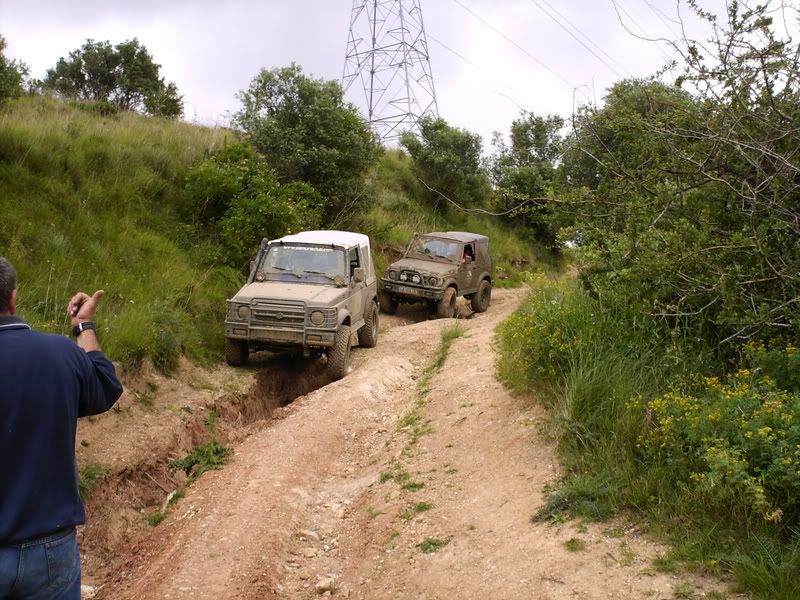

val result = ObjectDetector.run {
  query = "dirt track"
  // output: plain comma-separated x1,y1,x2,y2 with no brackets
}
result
80,289,732,599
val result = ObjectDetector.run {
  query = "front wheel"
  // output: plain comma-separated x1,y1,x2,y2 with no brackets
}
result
470,280,492,313
357,301,379,348
327,324,351,380
379,291,398,315
436,287,457,319
225,338,248,366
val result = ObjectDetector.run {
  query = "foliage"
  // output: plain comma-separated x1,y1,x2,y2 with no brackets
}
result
0,35,27,102
490,113,564,247
499,276,800,597
182,142,325,267
233,64,379,223
43,38,183,118
400,116,491,210
170,439,233,484
78,464,105,502
641,361,800,526
0,95,237,370
557,1,800,349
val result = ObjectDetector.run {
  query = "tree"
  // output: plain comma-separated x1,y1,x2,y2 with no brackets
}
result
558,0,800,347
400,116,491,211
43,39,183,118
491,113,564,246
182,142,325,267
233,64,379,224
0,35,27,102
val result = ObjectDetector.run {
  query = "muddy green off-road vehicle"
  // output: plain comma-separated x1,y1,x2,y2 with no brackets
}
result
224,231,379,380
380,231,493,318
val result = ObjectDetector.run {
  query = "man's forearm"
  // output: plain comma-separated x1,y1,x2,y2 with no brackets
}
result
76,330,101,352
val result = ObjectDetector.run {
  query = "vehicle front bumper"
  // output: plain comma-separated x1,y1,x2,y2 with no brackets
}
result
380,279,444,301
224,322,336,348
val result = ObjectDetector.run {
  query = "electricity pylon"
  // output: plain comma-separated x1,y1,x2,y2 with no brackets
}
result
343,0,439,143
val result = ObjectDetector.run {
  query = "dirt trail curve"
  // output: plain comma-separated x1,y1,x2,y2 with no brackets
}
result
94,289,727,600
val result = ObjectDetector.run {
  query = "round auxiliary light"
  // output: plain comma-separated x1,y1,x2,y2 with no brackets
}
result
412,274,421,284
427,276,440,287
400,272,408,282
237,305,251,320
388,270,398,280
310,311,325,326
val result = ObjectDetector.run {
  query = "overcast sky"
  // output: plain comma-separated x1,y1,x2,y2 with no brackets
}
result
2,0,732,147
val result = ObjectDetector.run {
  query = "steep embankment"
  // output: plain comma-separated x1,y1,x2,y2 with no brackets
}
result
0,95,238,365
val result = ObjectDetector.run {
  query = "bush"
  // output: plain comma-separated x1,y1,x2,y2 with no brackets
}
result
641,366,800,526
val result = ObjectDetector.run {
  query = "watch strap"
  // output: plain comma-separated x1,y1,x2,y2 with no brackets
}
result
72,321,96,337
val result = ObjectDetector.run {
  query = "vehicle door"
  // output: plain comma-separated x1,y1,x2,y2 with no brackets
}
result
347,246,367,327
459,242,478,294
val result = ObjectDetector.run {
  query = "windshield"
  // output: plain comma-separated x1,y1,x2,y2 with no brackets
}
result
406,236,460,263
256,245,346,283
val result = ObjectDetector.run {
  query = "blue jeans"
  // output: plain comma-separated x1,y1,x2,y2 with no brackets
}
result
0,529,80,600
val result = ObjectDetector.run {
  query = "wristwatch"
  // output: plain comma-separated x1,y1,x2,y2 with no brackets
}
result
72,321,96,337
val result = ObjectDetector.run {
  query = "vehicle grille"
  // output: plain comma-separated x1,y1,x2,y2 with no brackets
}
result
251,300,305,330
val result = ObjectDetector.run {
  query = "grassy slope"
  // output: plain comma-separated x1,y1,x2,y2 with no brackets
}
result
0,96,239,370
1,98,548,370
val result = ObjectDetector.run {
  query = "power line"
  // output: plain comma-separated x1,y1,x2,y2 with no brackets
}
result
450,0,594,103
527,0,627,78
427,33,529,113
537,0,633,77
610,0,675,64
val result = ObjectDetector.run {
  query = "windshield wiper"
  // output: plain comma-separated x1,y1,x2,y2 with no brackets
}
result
303,270,337,280
270,266,303,278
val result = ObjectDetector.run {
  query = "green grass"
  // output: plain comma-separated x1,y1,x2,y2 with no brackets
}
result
77,463,105,502
499,276,800,599
0,95,239,371
170,439,233,484
417,537,450,554
564,538,586,552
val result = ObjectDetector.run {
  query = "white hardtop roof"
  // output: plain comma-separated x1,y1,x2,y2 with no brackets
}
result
271,230,369,248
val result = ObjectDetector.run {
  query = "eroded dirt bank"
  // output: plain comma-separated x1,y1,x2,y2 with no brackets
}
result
79,289,733,599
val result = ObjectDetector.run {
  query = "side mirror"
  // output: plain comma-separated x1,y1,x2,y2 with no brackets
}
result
353,267,366,283
463,256,473,264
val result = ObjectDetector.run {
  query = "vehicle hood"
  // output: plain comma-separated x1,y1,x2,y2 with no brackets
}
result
232,281,347,305
385,258,457,277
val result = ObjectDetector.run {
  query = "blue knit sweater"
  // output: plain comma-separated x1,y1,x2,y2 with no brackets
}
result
0,315,123,544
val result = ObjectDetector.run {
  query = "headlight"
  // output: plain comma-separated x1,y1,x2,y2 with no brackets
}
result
427,276,440,287
388,270,398,280
400,272,408,281
412,274,421,284
237,305,251,321
310,311,325,326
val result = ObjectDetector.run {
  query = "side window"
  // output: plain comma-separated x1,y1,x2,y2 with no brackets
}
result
349,247,360,275
463,243,475,262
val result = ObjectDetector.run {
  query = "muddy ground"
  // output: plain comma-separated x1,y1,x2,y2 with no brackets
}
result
75,289,739,599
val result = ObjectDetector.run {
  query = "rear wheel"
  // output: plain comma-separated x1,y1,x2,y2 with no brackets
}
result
225,338,248,366
436,287,457,319
379,291,398,315
357,301,379,348
327,325,351,380
470,280,492,313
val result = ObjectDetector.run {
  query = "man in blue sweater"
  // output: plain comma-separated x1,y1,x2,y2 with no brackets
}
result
0,257,123,599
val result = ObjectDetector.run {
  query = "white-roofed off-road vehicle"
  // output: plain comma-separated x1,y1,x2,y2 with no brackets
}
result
224,231,379,380
379,231,493,319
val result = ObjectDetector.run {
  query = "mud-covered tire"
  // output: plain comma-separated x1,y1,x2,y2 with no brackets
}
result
379,291,398,315
357,301,379,348
327,324,351,380
225,338,248,366
436,287,457,319
470,279,492,313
